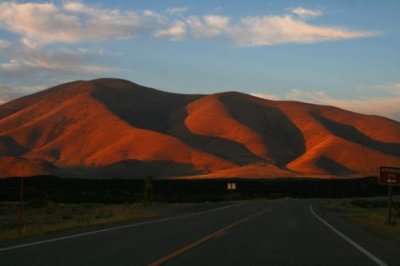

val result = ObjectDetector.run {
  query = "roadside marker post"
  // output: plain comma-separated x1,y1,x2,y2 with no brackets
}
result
18,176,25,237
144,176,153,205
388,185,393,224
379,166,400,225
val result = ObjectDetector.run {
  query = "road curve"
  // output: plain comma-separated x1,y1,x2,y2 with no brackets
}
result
0,199,398,266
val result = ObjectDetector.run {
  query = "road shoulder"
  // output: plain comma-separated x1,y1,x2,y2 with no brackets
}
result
314,199,400,266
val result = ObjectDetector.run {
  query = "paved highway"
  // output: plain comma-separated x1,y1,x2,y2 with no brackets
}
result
0,199,398,265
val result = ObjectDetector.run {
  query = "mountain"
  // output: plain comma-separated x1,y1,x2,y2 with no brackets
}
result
0,78,399,179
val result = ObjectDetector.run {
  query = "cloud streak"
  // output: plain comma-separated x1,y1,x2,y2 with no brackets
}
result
1,46,120,75
0,84,43,104
291,7,322,18
185,13,377,46
0,44,121,99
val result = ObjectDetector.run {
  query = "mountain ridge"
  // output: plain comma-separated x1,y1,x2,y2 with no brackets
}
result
0,78,399,179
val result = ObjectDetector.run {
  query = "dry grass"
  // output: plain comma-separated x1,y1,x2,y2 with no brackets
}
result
323,201,357,212
0,201,157,241
324,199,400,239
347,209,400,239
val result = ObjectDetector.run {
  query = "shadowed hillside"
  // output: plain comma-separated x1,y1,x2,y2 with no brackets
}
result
219,92,306,166
0,78,399,179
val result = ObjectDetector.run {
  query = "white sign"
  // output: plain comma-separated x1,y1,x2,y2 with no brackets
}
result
227,182,236,190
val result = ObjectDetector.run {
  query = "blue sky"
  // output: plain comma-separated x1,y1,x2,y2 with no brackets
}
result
0,0,399,121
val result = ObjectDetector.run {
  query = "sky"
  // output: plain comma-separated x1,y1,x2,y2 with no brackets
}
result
0,0,399,121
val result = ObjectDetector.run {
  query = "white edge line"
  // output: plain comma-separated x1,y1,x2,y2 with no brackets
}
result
309,204,387,266
0,202,244,252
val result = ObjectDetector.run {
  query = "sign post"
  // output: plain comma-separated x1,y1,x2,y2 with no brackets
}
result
18,176,24,237
379,166,400,224
388,185,393,224
144,176,153,205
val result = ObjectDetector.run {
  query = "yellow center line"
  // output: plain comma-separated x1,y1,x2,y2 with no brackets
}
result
148,206,273,266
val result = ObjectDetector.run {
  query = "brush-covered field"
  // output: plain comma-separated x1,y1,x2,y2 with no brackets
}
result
0,201,157,241
325,198,400,239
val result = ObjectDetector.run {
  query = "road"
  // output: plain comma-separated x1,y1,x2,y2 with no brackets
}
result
0,199,398,266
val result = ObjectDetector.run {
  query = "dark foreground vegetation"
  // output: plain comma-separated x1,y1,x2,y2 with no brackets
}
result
0,175,393,203
325,199,400,239
0,201,156,240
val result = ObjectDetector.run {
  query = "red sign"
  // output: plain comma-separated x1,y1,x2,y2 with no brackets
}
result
379,166,400,186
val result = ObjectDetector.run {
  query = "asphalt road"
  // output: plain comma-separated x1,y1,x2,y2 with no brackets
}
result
0,199,398,266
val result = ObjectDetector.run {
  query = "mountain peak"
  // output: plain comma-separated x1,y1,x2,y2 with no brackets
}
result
90,78,139,88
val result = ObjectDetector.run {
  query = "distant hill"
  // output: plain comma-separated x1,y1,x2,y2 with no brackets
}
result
0,78,399,179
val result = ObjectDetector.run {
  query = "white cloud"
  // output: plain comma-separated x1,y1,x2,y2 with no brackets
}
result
291,7,322,19
0,2,79,48
155,21,186,40
0,2,165,48
187,15,230,38
185,14,377,47
62,2,88,13
250,93,279,100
